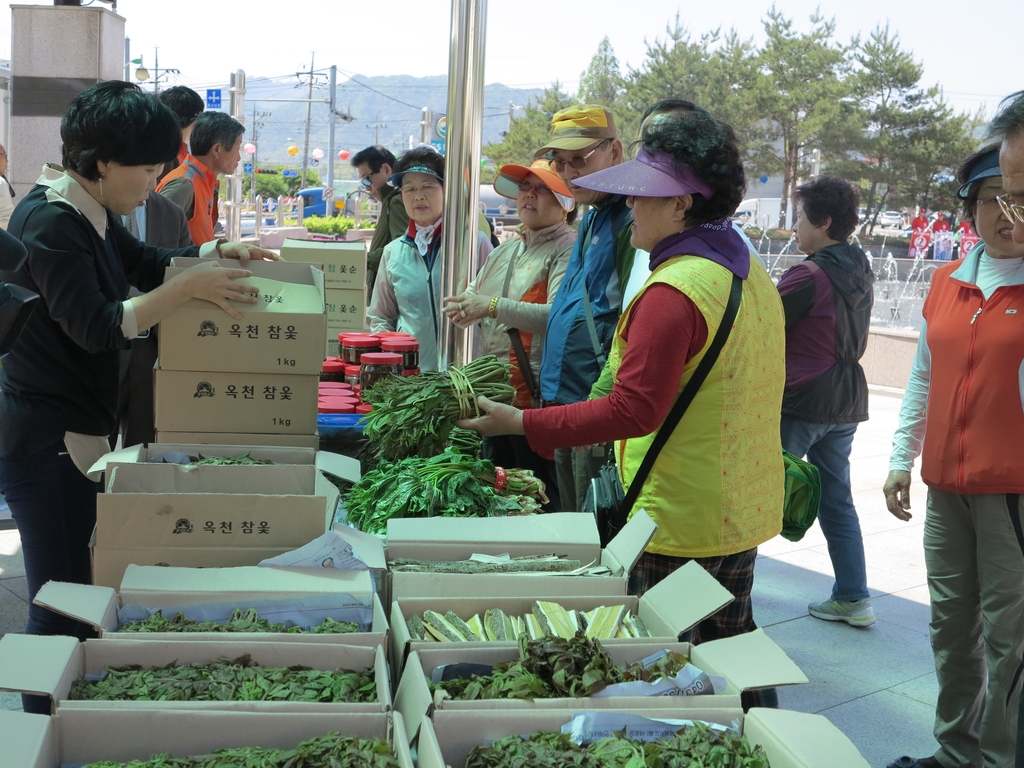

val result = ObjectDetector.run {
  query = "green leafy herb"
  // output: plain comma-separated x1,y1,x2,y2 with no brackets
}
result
342,450,546,535
70,654,376,703
117,608,359,635
434,632,689,701
361,355,516,462
82,732,400,767
160,453,274,467
465,722,770,768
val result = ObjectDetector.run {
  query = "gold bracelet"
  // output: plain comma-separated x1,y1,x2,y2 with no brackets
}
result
488,296,500,319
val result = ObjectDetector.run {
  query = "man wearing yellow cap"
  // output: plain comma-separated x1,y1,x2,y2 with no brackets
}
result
536,105,637,511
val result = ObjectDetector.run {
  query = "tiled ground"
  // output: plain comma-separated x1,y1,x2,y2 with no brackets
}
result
0,392,940,765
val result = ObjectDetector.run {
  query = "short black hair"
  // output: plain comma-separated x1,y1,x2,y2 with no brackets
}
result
638,110,746,226
393,146,445,182
351,145,397,173
793,176,860,241
988,90,1024,142
159,86,204,129
956,144,1001,225
61,81,180,182
190,112,245,157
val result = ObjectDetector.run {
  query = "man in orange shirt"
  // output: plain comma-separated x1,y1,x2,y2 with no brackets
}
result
157,112,243,245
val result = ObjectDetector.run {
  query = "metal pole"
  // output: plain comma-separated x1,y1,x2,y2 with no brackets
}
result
300,53,314,192
327,65,337,218
438,0,487,369
226,70,246,243
124,37,130,82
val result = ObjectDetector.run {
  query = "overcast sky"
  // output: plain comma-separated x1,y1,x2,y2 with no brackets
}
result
3,0,1021,119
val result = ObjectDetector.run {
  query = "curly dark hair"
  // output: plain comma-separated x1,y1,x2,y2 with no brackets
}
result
956,144,1001,225
61,81,180,182
393,146,445,183
638,110,746,226
793,176,860,241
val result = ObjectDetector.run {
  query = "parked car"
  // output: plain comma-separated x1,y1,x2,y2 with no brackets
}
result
877,210,903,228
731,209,756,226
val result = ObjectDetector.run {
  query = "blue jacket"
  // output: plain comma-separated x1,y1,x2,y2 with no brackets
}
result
539,195,632,404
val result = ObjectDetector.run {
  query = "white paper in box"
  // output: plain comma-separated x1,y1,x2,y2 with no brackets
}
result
159,258,326,375
0,708,413,768
0,634,392,715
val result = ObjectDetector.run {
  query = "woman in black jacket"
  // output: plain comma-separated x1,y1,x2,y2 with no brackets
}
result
776,175,876,628
0,82,273,704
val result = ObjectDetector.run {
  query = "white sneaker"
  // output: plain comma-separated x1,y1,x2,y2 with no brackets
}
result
808,598,876,627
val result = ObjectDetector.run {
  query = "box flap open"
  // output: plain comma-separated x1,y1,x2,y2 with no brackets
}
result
0,710,55,768
744,708,869,767
601,509,657,575
315,450,361,483
33,581,118,631
0,634,80,707
394,651,432,744
87,444,144,478
692,629,807,692
639,560,733,636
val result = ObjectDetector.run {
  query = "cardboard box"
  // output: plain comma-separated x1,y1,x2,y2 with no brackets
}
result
89,448,362,588
32,571,391,649
394,629,807,734
159,258,326,375
419,708,870,768
0,708,412,768
155,431,321,449
326,287,367,332
387,510,657,599
281,238,367,289
389,561,733,673
0,634,391,714
154,366,319,434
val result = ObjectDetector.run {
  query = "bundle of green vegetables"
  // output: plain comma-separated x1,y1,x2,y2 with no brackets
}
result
465,722,770,768
70,654,376,703
83,733,400,768
118,608,359,635
343,450,547,535
434,632,689,701
361,355,515,461
155,454,274,467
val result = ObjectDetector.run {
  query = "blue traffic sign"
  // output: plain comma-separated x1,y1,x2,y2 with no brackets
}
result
206,89,222,109
243,163,253,174
282,169,299,178
431,139,446,156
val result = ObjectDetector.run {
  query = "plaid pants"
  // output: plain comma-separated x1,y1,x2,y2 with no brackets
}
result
629,547,779,710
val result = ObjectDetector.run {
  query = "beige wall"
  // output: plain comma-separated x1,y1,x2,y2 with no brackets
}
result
862,328,919,390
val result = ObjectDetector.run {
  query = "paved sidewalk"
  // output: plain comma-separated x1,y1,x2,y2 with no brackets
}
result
0,392,939,765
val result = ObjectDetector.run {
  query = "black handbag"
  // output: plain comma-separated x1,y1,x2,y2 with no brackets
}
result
583,273,742,546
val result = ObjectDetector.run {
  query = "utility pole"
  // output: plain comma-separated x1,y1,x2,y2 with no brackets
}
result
249,105,271,202
299,52,316,191
327,65,336,217
368,114,387,145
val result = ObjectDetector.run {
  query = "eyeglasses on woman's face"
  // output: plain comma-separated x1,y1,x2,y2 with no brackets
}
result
400,181,442,196
997,194,1024,224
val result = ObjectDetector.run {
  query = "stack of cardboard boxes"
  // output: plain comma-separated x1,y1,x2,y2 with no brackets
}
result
153,258,327,449
279,239,369,358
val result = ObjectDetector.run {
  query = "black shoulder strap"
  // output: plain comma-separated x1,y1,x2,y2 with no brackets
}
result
619,272,743,516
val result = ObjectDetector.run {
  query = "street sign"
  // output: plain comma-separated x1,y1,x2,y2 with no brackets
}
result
431,139,446,156
206,89,222,109
282,169,299,178
321,188,334,200
436,115,447,139
243,163,253,174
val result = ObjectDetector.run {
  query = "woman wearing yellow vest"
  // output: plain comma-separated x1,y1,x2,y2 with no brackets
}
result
458,110,787,709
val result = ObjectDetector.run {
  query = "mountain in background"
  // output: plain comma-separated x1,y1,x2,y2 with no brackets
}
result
230,73,544,176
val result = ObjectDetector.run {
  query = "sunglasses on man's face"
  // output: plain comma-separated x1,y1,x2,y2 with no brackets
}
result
549,139,611,172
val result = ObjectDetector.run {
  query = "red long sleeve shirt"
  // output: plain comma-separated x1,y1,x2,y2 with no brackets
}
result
523,283,708,457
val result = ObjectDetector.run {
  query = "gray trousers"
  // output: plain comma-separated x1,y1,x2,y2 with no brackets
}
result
925,488,1024,768
553,444,611,512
